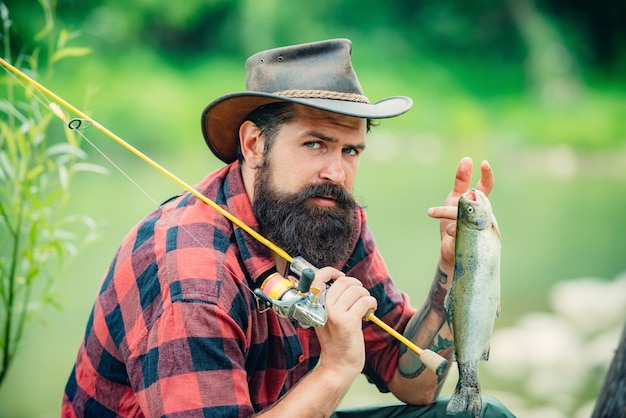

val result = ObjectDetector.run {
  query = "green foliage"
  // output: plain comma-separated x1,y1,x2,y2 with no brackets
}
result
0,0,101,387
5,0,623,73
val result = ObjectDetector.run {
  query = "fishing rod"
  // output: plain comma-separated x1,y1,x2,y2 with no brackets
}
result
0,58,448,376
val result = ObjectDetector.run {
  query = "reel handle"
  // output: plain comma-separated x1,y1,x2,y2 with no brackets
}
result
297,268,315,293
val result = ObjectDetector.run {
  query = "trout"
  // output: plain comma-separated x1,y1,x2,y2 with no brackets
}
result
445,188,501,417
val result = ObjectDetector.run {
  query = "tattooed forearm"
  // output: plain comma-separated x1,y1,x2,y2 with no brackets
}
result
398,266,453,380
430,266,448,316
398,308,431,379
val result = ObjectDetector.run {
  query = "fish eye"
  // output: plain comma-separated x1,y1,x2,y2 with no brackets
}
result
467,206,474,213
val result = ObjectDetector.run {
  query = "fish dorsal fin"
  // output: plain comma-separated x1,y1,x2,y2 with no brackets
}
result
481,344,491,361
491,213,502,239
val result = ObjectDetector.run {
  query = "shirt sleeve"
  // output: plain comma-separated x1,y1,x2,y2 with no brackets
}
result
125,294,256,417
118,215,258,418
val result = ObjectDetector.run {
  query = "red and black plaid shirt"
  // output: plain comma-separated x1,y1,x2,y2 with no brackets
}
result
62,161,416,417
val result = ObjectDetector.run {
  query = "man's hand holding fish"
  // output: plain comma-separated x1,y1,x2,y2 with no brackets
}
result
427,156,495,276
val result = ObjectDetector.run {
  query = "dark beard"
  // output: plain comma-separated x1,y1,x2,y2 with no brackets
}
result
252,164,358,269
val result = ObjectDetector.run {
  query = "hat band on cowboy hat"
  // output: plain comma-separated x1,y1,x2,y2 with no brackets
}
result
201,38,413,164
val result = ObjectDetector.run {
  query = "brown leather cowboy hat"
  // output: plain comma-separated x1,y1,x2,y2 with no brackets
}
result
200,38,413,163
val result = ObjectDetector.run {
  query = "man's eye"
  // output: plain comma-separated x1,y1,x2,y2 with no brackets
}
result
304,142,321,149
344,147,359,156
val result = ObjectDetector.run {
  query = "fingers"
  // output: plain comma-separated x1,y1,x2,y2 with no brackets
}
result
445,222,456,237
428,205,457,220
312,266,344,290
450,157,495,196
325,275,377,318
476,160,495,196
310,267,377,316
428,157,494,238
452,156,474,196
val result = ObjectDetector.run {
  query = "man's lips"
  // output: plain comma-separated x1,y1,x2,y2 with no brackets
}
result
310,195,337,207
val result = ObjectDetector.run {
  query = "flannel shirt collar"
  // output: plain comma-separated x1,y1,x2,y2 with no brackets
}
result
222,161,277,284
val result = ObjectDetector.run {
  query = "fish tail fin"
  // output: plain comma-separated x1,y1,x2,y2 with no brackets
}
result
446,362,482,417
446,384,482,417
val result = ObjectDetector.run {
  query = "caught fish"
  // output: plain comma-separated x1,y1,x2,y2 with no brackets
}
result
445,188,501,418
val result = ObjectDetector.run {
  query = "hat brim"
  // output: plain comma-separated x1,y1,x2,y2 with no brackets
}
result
201,92,413,163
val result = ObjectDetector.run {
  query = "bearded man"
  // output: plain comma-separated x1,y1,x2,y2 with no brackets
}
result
62,39,513,418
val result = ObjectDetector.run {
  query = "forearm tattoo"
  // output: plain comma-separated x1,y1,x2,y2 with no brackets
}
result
398,267,453,380
429,266,448,316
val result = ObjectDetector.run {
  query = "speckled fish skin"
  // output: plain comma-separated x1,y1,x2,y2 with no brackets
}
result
445,188,501,418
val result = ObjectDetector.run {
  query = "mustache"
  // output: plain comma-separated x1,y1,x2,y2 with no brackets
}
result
300,183,352,204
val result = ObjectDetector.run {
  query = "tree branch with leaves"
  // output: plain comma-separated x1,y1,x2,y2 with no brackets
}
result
0,0,103,388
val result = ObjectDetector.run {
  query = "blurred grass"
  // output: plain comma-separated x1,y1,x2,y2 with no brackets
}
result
1,47,625,416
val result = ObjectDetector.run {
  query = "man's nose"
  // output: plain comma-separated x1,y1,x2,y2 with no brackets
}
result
319,153,346,185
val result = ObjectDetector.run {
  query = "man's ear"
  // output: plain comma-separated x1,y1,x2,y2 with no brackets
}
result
239,120,264,169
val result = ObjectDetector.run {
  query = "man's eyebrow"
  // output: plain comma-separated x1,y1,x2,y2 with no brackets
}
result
306,131,337,142
306,131,366,150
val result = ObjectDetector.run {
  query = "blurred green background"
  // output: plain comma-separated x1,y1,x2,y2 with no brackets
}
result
1,0,625,416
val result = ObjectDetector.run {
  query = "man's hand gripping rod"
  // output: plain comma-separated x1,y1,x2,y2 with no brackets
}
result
256,256,449,377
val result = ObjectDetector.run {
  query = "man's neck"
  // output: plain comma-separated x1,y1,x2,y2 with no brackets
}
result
240,158,257,203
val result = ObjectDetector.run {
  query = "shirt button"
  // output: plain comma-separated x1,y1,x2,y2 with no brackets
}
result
298,354,306,363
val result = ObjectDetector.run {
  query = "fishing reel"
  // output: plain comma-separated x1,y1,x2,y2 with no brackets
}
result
254,257,327,328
